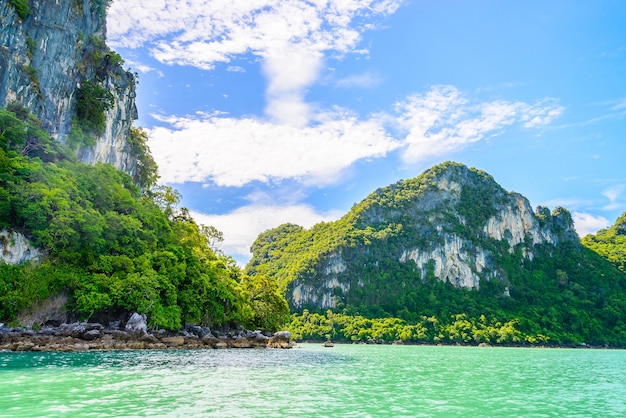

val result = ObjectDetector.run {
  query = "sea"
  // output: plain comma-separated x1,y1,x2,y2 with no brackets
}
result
1,344,625,417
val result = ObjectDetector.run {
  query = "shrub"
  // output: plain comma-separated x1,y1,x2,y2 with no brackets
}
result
9,0,31,21
75,80,114,135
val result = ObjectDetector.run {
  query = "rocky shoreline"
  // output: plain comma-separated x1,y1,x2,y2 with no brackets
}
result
0,314,294,352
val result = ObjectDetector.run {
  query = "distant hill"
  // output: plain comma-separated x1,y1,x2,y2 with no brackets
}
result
247,162,626,345
582,212,626,273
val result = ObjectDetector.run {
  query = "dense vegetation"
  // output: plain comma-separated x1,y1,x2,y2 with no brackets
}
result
287,241,626,345
0,105,289,331
290,311,540,345
249,162,626,346
582,212,626,273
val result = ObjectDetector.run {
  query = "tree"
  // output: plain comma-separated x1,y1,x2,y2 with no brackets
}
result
201,225,224,252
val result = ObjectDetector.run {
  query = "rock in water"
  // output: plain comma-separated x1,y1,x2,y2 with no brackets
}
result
125,313,147,336
267,331,293,349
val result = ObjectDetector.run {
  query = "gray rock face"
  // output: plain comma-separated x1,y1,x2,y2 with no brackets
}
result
0,0,137,174
125,313,148,335
0,228,45,264
283,163,580,310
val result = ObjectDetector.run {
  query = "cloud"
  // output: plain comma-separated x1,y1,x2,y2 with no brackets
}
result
147,110,400,187
147,86,563,188
190,204,342,262
572,212,611,237
123,59,164,77
602,185,624,210
394,86,564,163
108,0,403,123
227,66,245,73
334,72,383,89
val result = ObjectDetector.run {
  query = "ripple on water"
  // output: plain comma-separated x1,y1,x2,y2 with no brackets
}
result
1,346,626,417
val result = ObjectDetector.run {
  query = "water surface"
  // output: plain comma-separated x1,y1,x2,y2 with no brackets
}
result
1,344,624,417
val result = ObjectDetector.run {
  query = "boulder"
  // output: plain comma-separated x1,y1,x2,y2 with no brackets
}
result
82,329,101,341
161,336,185,346
267,331,293,349
125,313,147,335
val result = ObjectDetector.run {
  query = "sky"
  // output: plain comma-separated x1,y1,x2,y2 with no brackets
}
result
107,0,626,264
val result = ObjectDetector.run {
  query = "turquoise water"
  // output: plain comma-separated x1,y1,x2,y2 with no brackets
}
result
1,344,625,417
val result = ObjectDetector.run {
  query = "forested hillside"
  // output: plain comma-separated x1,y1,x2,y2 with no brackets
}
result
0,105,289,331
582,212,626,273
248,163,626,346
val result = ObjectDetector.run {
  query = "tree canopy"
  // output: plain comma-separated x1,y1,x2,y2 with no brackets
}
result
0,105,289,331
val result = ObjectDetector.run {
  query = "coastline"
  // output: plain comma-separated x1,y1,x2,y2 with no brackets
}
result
295,339,620,350
0,319,294,352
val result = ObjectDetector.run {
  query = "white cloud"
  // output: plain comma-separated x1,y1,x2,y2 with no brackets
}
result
147,86,563,188
108,0,403,123
602,185,624,210
334,72,383,88
572,212,611,237
394,86,564,163
148,110,400,187
123,59,164,77
227,66,246,73
190,204,342,262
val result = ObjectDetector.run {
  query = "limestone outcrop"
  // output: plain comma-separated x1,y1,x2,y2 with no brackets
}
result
0,228,44,264
0,0,138,174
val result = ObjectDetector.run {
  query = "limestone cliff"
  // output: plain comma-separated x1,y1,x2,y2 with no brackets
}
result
247,162,580,311
1,228,45,264
0,0,137,174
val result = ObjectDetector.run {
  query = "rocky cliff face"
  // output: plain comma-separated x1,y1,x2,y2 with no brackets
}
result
1,228,45,264
248,162,580,310
0,0,137,174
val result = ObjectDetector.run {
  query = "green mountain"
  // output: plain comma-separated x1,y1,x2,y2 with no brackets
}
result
247,162,626,345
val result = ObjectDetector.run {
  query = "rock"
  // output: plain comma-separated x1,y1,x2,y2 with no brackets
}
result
185,324,205,337
82,329,101,341
15,342,35,352
161,336,185,346
267,331,293,349
57,323,87,338
0,229,45,265
201,336,220,348
109,330,132,342
215,341,229,349
140,334,158,344
231,338,253,348
125,313,147,336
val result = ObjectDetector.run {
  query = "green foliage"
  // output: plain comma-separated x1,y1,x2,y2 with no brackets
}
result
0,105,62,160
90,0,112,18
75,80,114,136
127,126,158,189
9,0,31,21
22,65,41,96
25,37,36,60
582,212,626,273
289,311,533,345
0,105,288,331
243,274,290,331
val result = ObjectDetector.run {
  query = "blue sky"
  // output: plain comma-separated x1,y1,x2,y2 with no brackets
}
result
107,0,626,264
